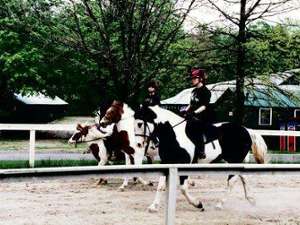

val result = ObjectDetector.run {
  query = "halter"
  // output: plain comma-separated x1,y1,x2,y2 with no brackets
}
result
136,120,159,158
74,124,107,146
136,116,187,156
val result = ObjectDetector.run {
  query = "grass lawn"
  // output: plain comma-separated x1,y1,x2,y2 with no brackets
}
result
0,159,98,169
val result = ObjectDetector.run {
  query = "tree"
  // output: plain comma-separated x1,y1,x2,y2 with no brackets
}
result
53,0,196,105
0,0,63,107
197,0,299,124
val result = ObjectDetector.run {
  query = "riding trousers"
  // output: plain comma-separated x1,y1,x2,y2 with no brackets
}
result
185,119,207,161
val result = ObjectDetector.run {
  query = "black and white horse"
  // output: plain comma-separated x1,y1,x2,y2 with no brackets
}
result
134,105,268,212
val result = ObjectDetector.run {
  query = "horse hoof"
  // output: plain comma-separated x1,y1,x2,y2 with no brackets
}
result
118,187,125,192
215,202,223,210
96,178,108,185
197,201,204,211
148,205,159,213
247,197,256,206
133,177,138,184
188,180,196,187
148,182,154,186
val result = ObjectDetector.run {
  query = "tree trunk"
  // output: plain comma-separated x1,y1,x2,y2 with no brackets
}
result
234,0,247,125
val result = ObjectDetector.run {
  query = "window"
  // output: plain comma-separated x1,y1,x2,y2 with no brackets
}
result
259,108,272,126
294,109,300,118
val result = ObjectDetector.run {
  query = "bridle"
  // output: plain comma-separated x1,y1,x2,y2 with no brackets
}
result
137,117,187,153
73,124,108,146
137,121,152,153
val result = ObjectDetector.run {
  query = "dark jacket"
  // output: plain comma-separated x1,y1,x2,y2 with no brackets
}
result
189,86,211,122
144,93,161,106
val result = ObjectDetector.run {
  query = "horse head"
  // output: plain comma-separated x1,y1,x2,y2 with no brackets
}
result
134,104,157,124
68,123,113,146
100,100,124,127
68,123,90,145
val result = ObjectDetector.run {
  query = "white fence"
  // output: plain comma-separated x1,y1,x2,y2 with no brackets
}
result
2,124,300,224
1,163,300,225
1,123,300,167
0,124,76,167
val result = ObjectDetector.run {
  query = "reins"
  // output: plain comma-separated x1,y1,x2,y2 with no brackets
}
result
171,118,187,128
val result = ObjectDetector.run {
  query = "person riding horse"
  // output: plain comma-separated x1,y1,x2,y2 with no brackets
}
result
184,68,212,161
143,80,161,107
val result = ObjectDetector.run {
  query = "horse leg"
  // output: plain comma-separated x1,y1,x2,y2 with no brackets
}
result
134,148,153,186
239,175,256,205
215,175,239,210
148,176,166,213
88,142,108,185
179,176,204,211
97,141,108,166
187,177,196,187
118,154,130,191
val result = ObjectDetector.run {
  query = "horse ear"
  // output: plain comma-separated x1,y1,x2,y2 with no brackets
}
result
77,124,83,131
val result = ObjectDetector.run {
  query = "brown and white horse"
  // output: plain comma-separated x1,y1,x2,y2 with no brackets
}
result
69,122,155,189
68,123,125,166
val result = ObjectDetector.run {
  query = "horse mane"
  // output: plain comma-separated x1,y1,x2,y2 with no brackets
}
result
149,106,184,126
122,103,135,119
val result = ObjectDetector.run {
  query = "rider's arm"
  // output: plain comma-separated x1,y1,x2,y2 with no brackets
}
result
194,105,206,114
185,105,191,112
193,88,211,115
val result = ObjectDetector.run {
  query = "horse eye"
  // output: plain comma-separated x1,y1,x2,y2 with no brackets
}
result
138,122,142,128
137,143,142,148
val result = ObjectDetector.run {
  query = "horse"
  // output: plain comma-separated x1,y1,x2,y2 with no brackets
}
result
69,120,158,189
68,100,158,190
68,123,125,165
134,105,268,212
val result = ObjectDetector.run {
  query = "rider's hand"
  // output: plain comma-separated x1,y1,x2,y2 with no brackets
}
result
185,111,195,120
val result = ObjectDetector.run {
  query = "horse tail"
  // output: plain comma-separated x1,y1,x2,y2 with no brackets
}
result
247,129,268,164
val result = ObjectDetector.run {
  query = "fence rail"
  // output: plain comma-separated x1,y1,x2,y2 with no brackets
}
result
1,123,300,167
1,164,300,225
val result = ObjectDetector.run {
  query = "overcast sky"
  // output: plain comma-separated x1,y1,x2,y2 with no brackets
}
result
181,0,300,31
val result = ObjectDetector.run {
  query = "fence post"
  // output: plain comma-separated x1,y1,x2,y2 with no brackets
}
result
165,167,178,225
29,130,36,168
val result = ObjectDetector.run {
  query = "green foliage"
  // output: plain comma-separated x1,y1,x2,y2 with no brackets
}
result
245,22,300,76
187,21,300,84
0,159,98,169
0,0,299,116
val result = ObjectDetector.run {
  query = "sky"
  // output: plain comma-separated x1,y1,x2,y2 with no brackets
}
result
181,0,300,31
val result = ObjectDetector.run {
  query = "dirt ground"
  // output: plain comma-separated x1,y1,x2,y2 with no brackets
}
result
1,175,300,225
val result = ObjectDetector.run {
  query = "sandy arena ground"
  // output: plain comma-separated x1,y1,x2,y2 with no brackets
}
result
1,174,300,225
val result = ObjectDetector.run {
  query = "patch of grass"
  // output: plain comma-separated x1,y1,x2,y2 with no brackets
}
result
0,159,98,169
0,160,30,169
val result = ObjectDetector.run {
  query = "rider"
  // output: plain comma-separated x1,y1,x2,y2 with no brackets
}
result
184,68,211,161
143,80,161,107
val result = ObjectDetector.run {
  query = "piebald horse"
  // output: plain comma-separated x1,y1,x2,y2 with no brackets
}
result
98,100,153,190
68,123,125,166
69,123,155,189
134,105,268,212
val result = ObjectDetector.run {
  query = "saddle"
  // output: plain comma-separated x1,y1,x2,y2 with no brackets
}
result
203,124,219,144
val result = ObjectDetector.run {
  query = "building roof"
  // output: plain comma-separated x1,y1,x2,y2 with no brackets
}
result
269,69,300,85
14,93,68,105
161,69,300,108
244,87,300,108
161,81,235,105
